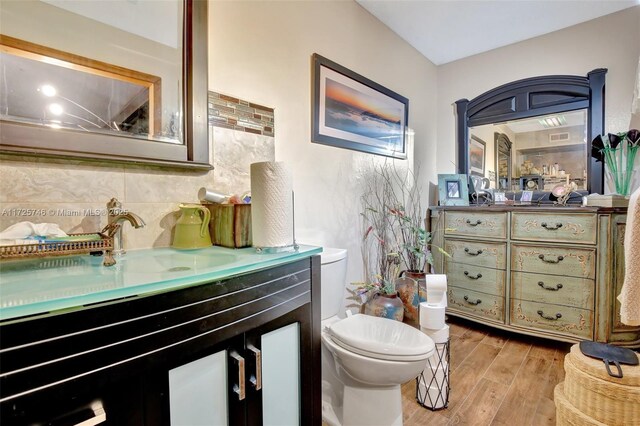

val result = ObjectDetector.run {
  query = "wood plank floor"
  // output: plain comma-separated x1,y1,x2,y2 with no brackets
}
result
403,316,571,426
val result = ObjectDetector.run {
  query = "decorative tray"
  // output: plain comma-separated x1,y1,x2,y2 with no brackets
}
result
0,233,113,261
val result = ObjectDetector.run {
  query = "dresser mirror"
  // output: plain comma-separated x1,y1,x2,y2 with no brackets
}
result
470,109,588,192
0,0,209,168
456,69,606,195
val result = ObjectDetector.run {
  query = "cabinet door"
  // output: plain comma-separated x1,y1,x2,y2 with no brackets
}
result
245,305,315,426
169,350,229,426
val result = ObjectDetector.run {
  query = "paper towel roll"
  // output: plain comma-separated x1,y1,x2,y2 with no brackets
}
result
421,324,450,344
425,275,447,305
420,302,446,330
250,161,294,248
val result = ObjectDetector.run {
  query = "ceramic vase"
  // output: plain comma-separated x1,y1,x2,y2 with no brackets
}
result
396,271,427,322
362,292,404,322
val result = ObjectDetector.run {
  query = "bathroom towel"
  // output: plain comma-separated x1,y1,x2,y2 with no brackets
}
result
0,222,67,240
618,187,640,326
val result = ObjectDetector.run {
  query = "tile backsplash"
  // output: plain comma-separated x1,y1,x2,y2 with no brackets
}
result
208,91,275,137
0,92,275,249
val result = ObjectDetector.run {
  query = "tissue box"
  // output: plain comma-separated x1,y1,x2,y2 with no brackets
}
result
204,204,252,248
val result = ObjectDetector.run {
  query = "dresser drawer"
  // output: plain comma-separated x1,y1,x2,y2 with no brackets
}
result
511,212,597,245
444,239,507,269
511,272,594,310
444,211,507,239
511,299,593,339
511,244,595,279
446,262,505,297
447,287,504,322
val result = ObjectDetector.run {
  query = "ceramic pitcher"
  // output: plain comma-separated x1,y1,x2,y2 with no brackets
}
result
172,204,212,249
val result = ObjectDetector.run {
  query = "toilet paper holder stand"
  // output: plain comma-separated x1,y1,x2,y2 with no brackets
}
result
254,192,300,254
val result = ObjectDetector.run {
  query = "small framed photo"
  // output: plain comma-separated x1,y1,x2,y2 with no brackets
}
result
469,135,486,176
521,190,533,204
494,192,506,204
438,174,469,206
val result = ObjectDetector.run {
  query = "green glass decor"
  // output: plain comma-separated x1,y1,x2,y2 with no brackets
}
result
592,130,640,196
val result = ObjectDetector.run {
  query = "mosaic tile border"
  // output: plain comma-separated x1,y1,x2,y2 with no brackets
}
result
208,91,274,137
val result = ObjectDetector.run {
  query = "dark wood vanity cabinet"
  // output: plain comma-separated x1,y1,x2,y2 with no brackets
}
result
0,256,321,425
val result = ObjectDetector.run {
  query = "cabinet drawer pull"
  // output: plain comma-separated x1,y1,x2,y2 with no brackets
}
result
466,219,482,226
247,344,262,391
464,271,483,280
537,310,562,320
230,351,246,401
464,248,483,256
463,295,482,305
538,281,563,291
541,222,563,230
538,254,564,264
70,401,106,426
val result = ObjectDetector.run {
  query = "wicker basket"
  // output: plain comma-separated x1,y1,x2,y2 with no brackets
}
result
555,383,606,426
559,344,640,425
0,233,113,260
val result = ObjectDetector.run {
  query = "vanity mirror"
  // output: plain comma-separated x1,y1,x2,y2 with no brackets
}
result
0,0,209,168
456,69,606,195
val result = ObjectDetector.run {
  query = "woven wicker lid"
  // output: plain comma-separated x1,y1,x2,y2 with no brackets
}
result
568,344,640,386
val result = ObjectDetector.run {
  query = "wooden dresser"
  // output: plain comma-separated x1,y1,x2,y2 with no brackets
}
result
430,206,639,347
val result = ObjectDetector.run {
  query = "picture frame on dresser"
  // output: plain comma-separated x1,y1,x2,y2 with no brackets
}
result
311,53,409,160
438,174,469,206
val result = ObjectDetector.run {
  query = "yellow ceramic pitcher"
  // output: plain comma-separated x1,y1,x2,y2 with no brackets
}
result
172,204,212,249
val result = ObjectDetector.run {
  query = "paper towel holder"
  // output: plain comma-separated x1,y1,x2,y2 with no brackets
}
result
254,191,300,254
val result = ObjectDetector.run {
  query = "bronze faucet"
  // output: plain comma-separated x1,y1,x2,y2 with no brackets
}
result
105,197,145,258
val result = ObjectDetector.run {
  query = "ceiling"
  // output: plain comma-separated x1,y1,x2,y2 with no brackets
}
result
356,0,638,65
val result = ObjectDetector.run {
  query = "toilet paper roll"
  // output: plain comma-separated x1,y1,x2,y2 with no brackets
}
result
420,303,446,330
421,324,450,344
425,275,447,306
421,364,448,384
250,161,294,248
418,381,449,409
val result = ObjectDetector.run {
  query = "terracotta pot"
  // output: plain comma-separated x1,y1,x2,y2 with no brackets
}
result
362,292,404,322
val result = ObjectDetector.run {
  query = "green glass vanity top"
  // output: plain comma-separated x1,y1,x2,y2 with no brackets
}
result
0,245,322,321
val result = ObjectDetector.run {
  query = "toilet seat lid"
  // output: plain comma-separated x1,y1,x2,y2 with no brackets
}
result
327,314,435,360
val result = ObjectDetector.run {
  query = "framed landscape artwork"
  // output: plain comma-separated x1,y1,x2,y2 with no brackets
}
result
469,135,486,176
312,53,408,160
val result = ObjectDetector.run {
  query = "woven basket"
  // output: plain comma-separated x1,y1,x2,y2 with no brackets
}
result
562,344,640,425
555,383,606,426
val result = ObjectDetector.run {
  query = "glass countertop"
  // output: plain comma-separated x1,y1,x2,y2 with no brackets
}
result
0,245,322,322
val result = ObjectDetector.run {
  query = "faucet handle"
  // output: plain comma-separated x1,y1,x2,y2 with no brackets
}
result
101,222,121,238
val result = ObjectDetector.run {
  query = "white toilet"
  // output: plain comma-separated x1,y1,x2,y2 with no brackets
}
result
320,248,435,426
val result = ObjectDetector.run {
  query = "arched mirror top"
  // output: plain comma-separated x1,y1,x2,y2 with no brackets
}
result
455,69,606,195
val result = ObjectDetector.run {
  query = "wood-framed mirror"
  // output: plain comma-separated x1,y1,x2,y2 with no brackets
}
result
455,69,606,195
0,0,209,169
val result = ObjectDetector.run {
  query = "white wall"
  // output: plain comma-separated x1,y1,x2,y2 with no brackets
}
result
209,0,438,286
436,6,640,193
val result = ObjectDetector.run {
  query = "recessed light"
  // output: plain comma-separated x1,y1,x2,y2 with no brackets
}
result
48,103,63,116
39,84,57,97
538,115,567,128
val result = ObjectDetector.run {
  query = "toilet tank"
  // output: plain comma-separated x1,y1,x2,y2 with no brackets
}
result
320,248,348,321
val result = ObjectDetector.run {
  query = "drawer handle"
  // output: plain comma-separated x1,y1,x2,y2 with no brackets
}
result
538,254,564,264
464,248,483,256
463,295,482,305
541,222,563,230
537,310,562,321
538,281,563,291
466,219,482,226
464,271,483,280
230,351,246,401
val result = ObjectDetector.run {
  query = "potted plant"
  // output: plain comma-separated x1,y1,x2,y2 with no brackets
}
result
354,162,405,322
